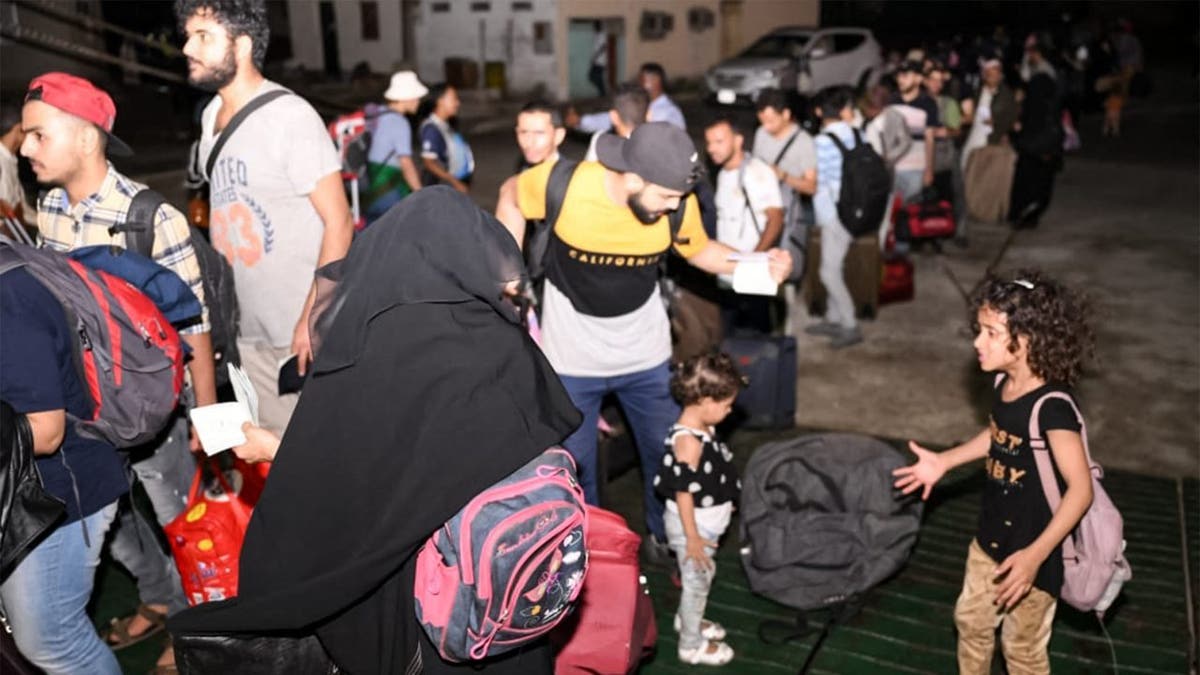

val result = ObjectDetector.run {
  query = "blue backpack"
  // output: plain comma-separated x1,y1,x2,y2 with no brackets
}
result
414,447,588,662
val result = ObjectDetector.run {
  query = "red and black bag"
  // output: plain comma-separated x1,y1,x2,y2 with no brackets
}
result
893,191,956,241
0,240,184,448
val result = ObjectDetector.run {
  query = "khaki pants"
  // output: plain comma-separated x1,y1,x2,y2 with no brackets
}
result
238,340,299,436
954,539,1057,675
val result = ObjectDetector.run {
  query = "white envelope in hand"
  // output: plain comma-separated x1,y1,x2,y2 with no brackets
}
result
188,403,252,456
731,254,779,297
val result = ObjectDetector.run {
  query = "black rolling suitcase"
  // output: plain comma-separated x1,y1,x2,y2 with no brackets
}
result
721,335,797,430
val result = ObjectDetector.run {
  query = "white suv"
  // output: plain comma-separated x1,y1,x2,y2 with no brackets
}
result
705,26,882,104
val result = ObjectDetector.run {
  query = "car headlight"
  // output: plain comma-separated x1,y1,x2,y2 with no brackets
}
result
755,68,782,82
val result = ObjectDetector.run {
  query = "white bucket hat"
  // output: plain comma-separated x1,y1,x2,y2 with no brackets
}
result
384,71,428,101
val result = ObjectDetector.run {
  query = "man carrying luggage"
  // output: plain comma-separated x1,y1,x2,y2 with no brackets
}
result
22,70,210,672
496,122,792,558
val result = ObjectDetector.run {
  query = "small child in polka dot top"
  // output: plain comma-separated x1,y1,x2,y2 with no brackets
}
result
654,352,745,666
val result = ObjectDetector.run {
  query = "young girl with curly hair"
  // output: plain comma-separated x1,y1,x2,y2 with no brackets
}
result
654,352,745,666
893,269,1096,675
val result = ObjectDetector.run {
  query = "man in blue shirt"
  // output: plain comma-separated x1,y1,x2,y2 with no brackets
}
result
0,265,129,674
811,86,864,349
364,70,427,223
640,62,687,131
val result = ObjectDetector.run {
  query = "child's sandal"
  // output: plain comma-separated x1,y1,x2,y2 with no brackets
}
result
678,639,734,666
673,614,727,640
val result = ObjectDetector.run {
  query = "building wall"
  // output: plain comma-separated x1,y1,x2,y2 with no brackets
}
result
285,0,406,75
732,0,820,55
410,0,558,97
1,0,109,92
557,0,720,100
553,0,820,100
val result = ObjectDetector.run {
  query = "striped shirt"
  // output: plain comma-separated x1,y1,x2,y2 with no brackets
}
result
814,121,859,196
36,164,210,334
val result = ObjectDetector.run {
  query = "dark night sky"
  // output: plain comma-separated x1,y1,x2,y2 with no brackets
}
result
821,0,1198,64
96,0,1200,68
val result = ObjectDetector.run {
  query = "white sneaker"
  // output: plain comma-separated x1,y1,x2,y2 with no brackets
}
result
673,614,727,640
678,639,734,666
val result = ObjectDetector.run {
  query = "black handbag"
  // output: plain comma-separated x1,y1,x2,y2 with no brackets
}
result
0,400,66,581
173,632,340,675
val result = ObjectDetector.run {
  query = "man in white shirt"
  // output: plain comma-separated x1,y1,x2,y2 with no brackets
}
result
588,21,608,96
704,117,783,335
178,0,353,435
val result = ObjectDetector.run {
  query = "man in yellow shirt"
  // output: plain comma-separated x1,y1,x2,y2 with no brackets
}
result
496,122,791,553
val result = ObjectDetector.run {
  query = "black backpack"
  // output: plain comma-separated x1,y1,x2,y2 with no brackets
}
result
740,433,923,611
113,189,240,388
525,159,688,285
824,129,891,237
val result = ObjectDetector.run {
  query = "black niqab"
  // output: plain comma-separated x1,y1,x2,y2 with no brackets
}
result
169,187,582,674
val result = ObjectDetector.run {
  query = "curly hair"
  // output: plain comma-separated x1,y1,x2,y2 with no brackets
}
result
970,269,1095,386
670,352,747,407
175,0,269,71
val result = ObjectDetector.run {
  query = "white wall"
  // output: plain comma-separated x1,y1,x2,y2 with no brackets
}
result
285,0,406,74
411,0,559,96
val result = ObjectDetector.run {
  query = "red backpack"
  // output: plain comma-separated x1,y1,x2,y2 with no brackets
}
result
0,241,184,448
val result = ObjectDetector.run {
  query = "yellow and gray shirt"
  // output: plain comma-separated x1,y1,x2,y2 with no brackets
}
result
517,160,707,377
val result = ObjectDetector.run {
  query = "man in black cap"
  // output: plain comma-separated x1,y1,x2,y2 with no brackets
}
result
496,121,792,556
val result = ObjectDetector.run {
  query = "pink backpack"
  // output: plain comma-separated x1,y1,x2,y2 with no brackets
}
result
1029,392,1131,615
414,447,588,662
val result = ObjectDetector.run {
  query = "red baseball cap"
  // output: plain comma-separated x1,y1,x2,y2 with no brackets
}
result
25,72,133,157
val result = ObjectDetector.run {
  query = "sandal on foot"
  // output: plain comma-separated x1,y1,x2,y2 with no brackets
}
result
673,615,727,640
104,604,167,651
678,639,734,665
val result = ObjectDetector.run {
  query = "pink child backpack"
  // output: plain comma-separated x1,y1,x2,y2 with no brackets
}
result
1028,392,1132,615
414,447,589,662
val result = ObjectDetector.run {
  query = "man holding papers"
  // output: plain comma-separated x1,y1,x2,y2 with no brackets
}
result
704,116,785,336
495,122,792,560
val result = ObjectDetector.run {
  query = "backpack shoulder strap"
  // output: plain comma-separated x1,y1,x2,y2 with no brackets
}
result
824,131,849,155
205,89,290,180
738,161,762,236
113,188,167,258
772,130,801,167
1028,391,1093,509
668,195,689,245
543,158,580,231
0,240,27,276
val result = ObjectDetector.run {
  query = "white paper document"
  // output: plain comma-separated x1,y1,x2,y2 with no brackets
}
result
188,364,259,456
729,253,779,296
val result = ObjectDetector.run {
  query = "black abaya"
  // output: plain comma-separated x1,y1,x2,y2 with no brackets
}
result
169,188,582,674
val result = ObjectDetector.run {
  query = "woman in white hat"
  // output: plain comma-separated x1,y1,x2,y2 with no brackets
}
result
363,70,428,223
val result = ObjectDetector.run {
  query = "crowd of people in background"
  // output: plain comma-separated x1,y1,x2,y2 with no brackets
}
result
0,1,1145,672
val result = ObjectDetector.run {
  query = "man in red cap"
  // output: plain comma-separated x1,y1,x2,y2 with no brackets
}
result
18,71,213,672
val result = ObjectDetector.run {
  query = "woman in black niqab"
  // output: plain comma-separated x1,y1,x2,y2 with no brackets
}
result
168,187,582,674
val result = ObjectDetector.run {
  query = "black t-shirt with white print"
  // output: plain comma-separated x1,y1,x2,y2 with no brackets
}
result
654,425,741,508
976,375,1082,596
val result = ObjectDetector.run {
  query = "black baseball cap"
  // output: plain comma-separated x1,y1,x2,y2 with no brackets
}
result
897,60,924,75
595,122,702,193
